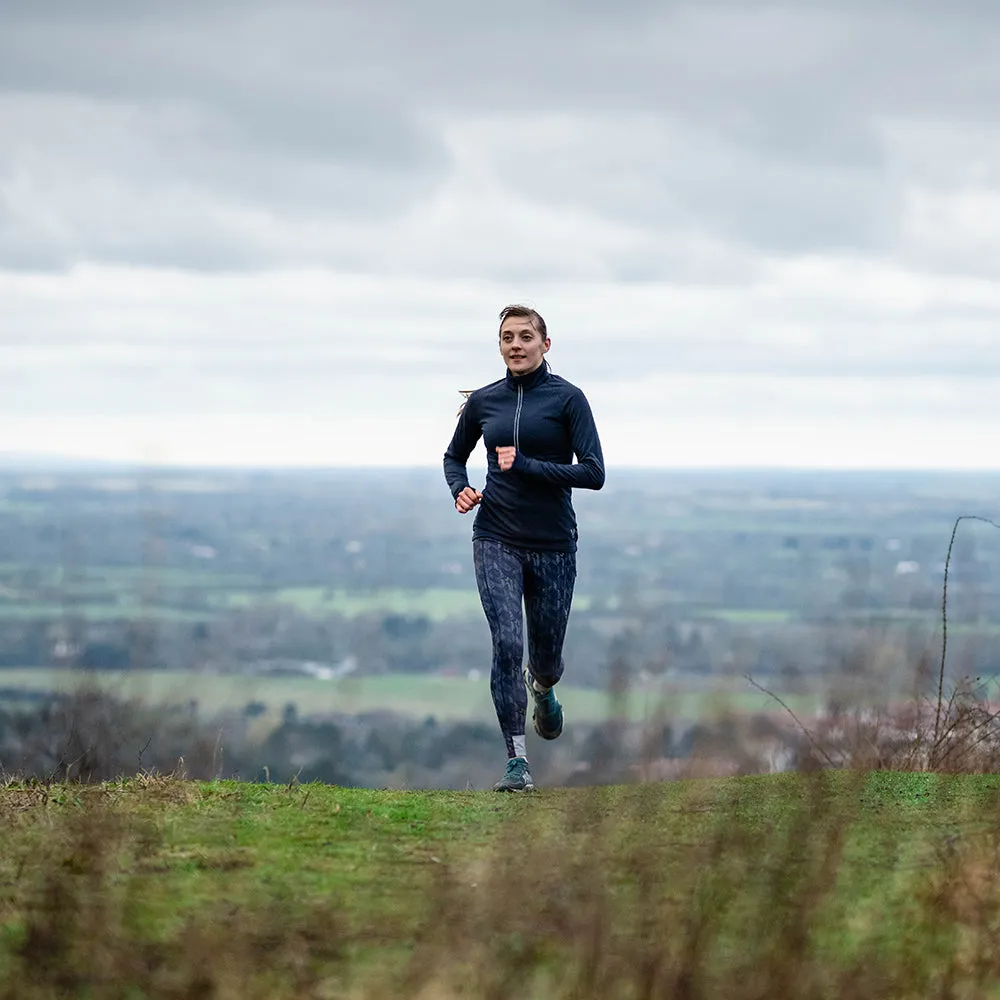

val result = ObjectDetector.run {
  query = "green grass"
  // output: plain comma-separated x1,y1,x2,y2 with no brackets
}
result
0,668,821,728
0,778,519,995
3,771,1000,998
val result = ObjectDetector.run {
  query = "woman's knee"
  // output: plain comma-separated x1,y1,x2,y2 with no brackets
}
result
491,631,523,668
528,656,564,688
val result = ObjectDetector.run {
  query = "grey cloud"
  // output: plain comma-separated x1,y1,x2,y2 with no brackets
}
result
6,318,1000,386
0,86,448,270
0,3,451,270
4,345,998,430
486,117,895,256
1,4,436,166
6,2,1000,125
558,344,1000,382
2,1,1000,274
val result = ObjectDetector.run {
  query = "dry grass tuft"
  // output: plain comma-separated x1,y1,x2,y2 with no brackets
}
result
389,771,1000,1000
3,772,1000,997
0,789,347,1000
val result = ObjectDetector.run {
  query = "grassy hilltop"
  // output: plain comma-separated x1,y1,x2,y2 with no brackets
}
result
3,771,1000,999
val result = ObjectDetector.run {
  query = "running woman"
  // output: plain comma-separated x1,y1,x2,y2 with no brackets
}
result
443,304,605,791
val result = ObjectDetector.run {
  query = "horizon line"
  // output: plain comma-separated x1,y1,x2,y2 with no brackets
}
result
1,454,999,476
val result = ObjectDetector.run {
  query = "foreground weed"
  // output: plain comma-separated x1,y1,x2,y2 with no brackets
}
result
3,774,1000,998
0,778,506,998
398,771,1000,1000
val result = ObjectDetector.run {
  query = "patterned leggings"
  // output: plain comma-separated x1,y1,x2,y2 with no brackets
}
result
473,538,577,757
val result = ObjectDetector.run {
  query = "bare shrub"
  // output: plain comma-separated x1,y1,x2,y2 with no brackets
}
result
0,685,226,781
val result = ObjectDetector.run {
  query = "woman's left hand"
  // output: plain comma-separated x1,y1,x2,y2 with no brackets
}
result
496,446,516,472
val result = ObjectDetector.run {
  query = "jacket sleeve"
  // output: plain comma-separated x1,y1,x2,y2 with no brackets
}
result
512,389,605,490
443,394,483,499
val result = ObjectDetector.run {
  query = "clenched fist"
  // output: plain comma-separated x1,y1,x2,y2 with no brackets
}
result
496,446,516,472
455,486,483,514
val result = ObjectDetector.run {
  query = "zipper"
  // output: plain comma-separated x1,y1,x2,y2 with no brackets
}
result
513,384,523,452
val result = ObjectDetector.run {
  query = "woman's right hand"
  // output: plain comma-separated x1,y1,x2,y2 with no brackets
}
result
455,487,483,514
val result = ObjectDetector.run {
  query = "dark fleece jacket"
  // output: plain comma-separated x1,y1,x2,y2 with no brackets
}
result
443,363,605,552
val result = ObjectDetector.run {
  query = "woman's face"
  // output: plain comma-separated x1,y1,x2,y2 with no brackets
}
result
499,316,550,376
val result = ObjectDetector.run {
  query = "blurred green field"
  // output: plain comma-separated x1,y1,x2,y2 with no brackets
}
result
216,586,594,620
0,667,817,728
0,574,587,623
217,586,487,620
709,609,795,624
0,602,215,622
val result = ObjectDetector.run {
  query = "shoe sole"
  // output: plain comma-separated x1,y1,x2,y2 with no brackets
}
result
493,781,535,792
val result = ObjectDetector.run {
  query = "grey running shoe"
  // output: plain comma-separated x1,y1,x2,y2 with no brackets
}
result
525,667,563,740
493,756,534,792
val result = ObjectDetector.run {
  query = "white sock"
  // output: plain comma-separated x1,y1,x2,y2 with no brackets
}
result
532,679,551,694
512,735,527,759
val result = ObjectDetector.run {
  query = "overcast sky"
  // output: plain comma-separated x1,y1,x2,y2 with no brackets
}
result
2,0,1000,470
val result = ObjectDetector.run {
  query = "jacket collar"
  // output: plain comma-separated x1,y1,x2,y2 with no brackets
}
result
505,361,550,392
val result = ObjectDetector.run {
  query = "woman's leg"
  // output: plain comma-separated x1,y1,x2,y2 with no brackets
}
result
473,539,528,758
523,549,577,689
